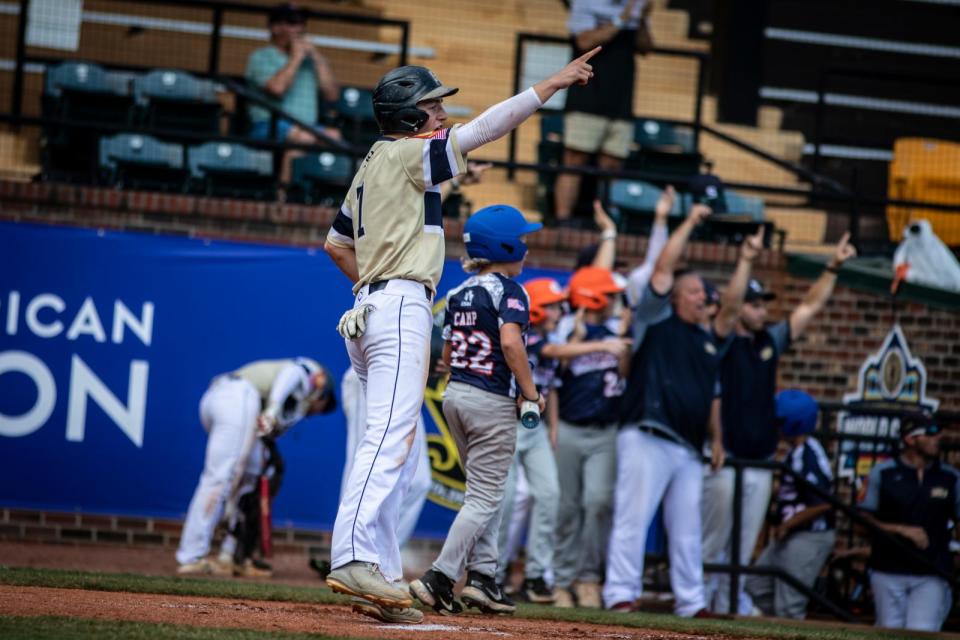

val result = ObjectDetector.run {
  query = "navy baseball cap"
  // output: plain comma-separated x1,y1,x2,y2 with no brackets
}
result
745,279,776,302
901,411,940,439
776,389,818,437
688,173,727,214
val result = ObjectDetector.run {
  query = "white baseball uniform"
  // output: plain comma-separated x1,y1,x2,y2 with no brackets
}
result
325,85,548,578
176,358,323,566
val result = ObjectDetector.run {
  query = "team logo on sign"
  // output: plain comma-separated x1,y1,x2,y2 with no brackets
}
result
838,324,938,485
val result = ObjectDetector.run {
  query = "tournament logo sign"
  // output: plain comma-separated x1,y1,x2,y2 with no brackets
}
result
422,300,465,511
838,324,938,485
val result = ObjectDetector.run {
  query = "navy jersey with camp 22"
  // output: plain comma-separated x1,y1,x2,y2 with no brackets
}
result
443,273,530,397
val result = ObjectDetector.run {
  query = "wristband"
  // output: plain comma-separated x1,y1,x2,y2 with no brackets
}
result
601,229,617,241
523,391,541,403
824,264,840,274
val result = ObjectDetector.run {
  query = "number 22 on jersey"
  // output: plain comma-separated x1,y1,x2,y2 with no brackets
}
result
449,329,494,375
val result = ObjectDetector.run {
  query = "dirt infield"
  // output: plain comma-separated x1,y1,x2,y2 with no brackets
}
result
0,585,731,640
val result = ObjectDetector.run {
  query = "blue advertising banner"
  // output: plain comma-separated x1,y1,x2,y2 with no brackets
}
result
0,222,574,539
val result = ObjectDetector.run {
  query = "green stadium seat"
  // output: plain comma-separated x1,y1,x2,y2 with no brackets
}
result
723,190,765,221
134,69,222,135
288,152,353,205
629,118,702,181
634,118,695,153
42,61,135,182
336,86,379,148
187,142,275,201
99,133,187,192
609,179,684,234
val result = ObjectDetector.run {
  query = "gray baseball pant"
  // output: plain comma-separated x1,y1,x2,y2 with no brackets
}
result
553,420,617,588
744,529,835,619
433,381,518,581
496,422,560,584
869,571,952,631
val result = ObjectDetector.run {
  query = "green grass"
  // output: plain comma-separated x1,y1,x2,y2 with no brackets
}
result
0,566,925,640
0,566,342,604
0,616,378,640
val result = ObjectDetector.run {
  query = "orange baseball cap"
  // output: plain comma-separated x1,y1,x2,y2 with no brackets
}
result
568,266,624,311
523,278,567,324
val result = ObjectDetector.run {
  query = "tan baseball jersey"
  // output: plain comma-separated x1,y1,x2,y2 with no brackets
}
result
325,126,467,294
232,358,318,432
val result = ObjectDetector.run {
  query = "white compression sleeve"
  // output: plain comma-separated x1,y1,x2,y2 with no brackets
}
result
457,87,543,154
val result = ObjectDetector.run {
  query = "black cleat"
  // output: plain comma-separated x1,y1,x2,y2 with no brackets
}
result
521,576,556,604
409,569,463,615
461,571,516,614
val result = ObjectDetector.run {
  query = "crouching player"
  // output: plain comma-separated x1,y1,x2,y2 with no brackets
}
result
410,205,546,615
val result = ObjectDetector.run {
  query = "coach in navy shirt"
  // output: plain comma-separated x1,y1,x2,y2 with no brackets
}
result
603,205,762,617
860,414,960,632
704,233,857,615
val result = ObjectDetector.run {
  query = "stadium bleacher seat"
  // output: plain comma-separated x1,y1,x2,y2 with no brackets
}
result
187,142,275,201
42,61,135,182
723,190,765,221
99,133,187,192
634,118,696,153
608,179,684,234
336,86,379,148
627,118,702,179
134,69,222,136
287,152,353,205
887,138,960,245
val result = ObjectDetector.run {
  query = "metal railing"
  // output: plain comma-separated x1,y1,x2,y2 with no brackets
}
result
704,402,960,619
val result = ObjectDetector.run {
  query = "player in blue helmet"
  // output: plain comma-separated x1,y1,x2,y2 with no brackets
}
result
410,205,546,616
744,390,836,620
462,204,543,264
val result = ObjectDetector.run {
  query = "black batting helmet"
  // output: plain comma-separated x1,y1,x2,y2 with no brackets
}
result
372,66,458,134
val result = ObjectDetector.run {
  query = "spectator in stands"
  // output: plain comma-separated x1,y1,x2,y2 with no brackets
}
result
554,0,654,227
744,390,836,620
246,3,342,186
702,232,856,615
603,207,760,617
859,412,958,632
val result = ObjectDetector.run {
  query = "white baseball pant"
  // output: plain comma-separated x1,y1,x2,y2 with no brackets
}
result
176,376,260,565
330,280,432,581
604,429,706,616
340,366,431,551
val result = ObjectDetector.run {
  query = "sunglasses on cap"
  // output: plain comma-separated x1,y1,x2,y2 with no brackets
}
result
904,422,941,438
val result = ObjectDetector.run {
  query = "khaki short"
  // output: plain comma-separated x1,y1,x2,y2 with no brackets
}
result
563,112,633,159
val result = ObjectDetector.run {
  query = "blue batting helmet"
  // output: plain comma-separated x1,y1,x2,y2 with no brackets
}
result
463,205,542,263
776,389,819,437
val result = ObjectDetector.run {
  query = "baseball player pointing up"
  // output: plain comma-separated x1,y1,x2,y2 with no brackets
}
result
323,49,601,624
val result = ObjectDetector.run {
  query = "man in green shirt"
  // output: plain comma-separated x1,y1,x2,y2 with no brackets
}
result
245,3,342,184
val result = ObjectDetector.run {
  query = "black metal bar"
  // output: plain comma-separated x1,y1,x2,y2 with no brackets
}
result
219,76,355,153
11,0,30,120
812,71,826,175
399,22,409,66
506,32,525,181
729,462,744,616
699,123,853,196
692,54,706,154
703,563,853,622
207,6,224,76
0,113,363,158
